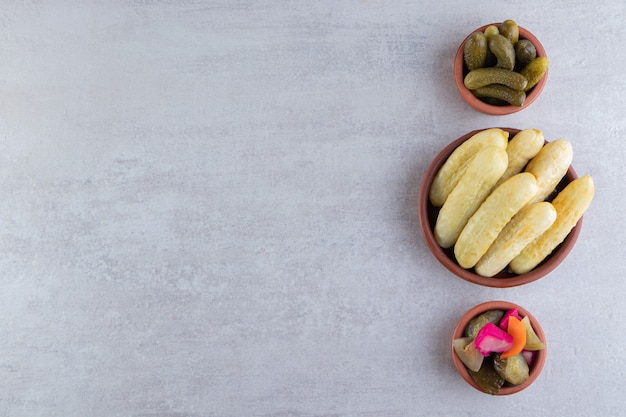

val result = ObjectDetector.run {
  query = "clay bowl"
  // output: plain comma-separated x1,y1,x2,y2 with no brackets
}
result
418,127,581,288
452,301,547,395
454,23,548,115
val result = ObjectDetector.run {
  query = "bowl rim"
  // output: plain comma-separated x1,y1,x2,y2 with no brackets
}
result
454,23,548,115
418,127,581,288
451,300,547,395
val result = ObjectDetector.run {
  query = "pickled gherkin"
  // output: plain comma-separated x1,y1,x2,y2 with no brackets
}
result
472,85,526,107
484,25,499,39
464,67,528,91
514,39,537,65
499,19,519,44
468,360,505,395
489,34,516,71
465,310,505,340
464,32,488,70
480,97,508,106
520,56,549,92
493,353,530,385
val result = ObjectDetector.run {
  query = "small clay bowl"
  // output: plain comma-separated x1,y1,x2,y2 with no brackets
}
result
454,23,548,115
418,127,581,288
452,301,547,395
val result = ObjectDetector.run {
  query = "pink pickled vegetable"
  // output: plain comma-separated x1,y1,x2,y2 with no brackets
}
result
521,349,535,366
499,308,522,331
474,322,513,357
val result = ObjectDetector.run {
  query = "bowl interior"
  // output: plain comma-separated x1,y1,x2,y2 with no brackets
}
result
454,24,548,115
418,128,581,288
451,301,547,395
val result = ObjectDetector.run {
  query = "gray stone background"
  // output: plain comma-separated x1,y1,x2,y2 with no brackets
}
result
1,1,624,416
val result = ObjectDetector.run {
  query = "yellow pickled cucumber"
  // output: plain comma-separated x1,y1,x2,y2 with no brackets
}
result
464,67,528,91
520,56,549,91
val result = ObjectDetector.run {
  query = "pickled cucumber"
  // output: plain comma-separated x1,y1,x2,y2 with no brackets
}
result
472,85,526,107
514,39,537,65
499,19,519,44
468,360,505,395
464,32,488,70
464,67,528,91
480,97,508,106
482,26,499,67
520,56,549,92
493,353,530,385
465,310,505,340
484,25,499,39
488,34,516,71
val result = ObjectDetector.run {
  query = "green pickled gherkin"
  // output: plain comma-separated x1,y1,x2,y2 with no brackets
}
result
499,19,519,44
514,39,537,65
464,67,528,91
468,360,505,395
488,34,516,71
473,84,526,107
480,97,508,106
464,32,488,70
465,310,505,340
493,353,530,385
484,25,499,39
482,26,499,67
520,56,549,92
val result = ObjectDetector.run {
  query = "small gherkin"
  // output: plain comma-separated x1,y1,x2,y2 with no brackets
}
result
463,31,488,70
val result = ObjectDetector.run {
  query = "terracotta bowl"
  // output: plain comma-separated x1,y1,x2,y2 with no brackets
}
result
454,23,548,115
418,127,581,288
452,301,547,395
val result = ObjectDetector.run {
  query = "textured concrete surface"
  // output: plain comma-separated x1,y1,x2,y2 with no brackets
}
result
1,1,625,416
